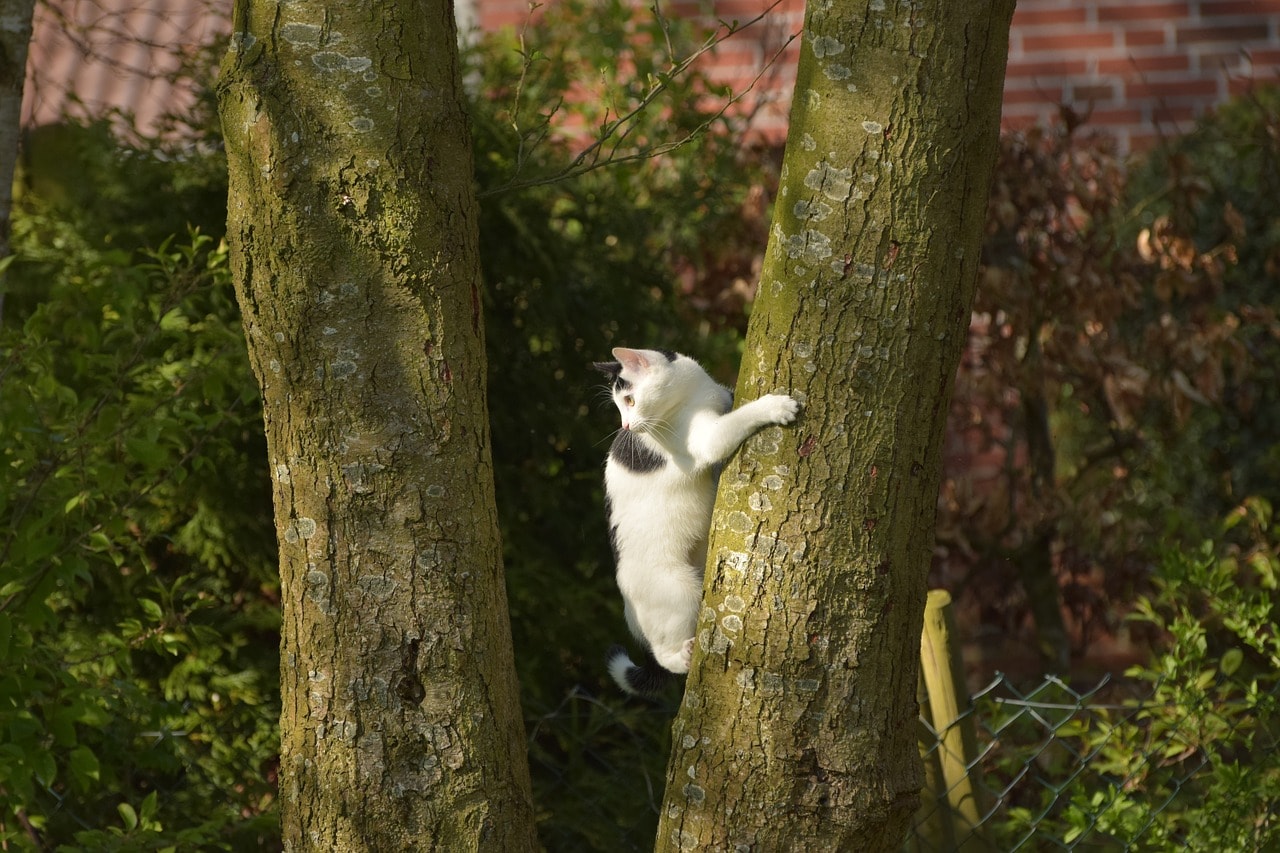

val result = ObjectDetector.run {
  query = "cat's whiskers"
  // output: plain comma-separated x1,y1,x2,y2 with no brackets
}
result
637,416,675,448
593,427,625,450
625,421,653,468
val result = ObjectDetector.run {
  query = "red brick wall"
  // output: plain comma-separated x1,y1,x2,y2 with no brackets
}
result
476,0,1280,152
1006,0,1280,151
22,0,1280,145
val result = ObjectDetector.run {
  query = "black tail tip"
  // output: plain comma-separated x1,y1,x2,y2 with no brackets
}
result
606,644,674,696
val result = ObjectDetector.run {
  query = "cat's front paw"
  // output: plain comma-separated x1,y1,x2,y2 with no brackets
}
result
759,393,801,425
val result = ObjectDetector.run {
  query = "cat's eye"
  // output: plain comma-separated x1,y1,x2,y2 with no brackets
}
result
623,395,635,407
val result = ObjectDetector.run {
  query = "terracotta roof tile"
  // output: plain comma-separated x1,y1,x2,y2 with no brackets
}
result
23,0,227,135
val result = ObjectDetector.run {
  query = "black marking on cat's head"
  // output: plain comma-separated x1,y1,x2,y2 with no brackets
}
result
592,360,632,393
593,361,622,378
609,430,666,473
656,349,678,363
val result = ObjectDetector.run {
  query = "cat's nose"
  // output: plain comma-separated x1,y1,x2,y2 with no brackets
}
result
621,421,631,431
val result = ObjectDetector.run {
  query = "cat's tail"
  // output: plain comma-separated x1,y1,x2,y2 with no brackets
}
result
606,644,673,695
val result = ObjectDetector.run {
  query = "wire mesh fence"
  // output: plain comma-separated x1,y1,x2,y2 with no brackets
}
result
909,670,1280,852
521,665,1280,851
15,663,1278,850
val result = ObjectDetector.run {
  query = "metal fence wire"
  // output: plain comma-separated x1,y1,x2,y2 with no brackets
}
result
524,663,1280,852
23,666,1279,850
908,671,1280,852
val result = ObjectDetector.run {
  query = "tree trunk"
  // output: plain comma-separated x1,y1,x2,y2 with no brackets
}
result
655,0,1013,849
218,2,537,850
0,0,36,323
1022,386,1070,670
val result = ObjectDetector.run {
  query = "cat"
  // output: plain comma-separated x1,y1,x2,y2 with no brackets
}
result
593,347,800,695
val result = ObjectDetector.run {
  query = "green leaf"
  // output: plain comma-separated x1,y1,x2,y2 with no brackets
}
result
124,435,169,469
69,746,100,787
49,707,78,748
159,307,190,331
139,790,159,821
31,748,56,786
139,598,164,621
1220,647,1244,676
118,802,138,831
17,533,60,566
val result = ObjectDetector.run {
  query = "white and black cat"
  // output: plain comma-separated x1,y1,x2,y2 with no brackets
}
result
593,347,800,695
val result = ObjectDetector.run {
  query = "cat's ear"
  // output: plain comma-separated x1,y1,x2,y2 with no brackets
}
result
612,347,650,374
592,360,622,378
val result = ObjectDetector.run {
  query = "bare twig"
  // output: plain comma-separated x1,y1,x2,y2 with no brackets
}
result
481,0,798,198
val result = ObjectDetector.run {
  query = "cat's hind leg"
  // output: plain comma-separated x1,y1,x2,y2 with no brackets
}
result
639,567,701,674
649,636,694,674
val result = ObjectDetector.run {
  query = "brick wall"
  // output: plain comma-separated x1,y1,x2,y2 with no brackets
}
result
476,0,1280,152
1006,0,1280,151
24,0,1280,147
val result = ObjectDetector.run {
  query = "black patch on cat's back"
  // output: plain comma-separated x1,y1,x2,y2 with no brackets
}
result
609,430,666,473
603,493,620,560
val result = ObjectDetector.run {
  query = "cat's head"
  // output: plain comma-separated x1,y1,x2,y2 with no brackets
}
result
592,347,690,432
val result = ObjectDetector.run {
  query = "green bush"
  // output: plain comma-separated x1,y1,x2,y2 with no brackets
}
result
0,213,277,848
1053,499,1280,849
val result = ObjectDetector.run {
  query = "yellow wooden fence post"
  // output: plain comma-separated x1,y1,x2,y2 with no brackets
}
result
918,589,989,851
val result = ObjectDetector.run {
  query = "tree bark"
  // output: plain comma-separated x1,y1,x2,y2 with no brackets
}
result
0,0,36,323
656,1,1013,849
1022,385,1070,670
218,2,537,850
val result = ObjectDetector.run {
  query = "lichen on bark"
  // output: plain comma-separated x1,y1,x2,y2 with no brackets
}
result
219,1,538,849
656,1,1015,849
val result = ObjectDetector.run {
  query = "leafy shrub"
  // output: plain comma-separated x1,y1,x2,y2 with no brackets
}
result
0,212,277,848
1125,86,1280,518
1052,499,1280,849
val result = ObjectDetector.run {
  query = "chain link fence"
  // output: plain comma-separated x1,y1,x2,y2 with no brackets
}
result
522,663,1280,851
910,671,1280,851
17,663,1277,850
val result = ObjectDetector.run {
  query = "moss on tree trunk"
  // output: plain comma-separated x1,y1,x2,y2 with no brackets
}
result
656,0,1014,849
218,1,537,849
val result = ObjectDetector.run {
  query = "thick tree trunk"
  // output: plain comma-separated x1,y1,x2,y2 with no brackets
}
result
656,1,1013,849
218,2,537,850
